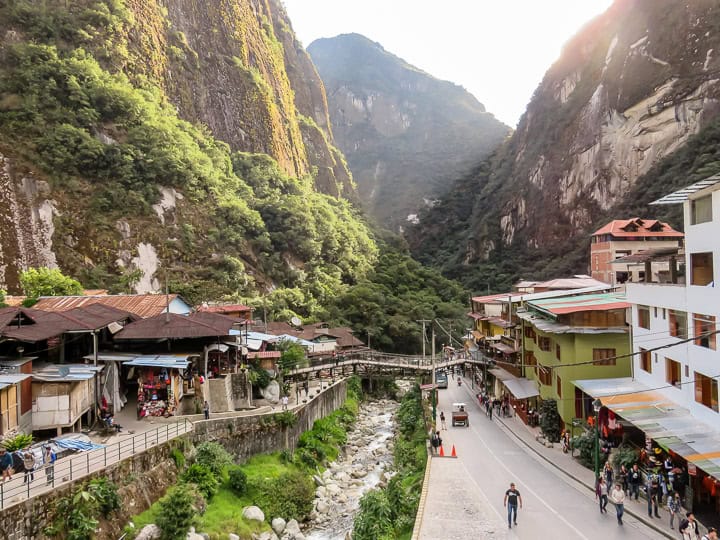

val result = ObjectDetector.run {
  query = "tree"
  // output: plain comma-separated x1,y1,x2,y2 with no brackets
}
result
0,289,6,308
20,267,83,298
539,399,562,443
278,340,307,371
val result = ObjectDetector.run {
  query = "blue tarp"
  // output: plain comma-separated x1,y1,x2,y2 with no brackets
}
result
53,438,104,452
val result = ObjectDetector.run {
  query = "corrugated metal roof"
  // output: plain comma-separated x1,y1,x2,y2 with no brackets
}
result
527,292,630,316
650,175,720,205
123,355,194,369
114,312,238,340
197,303,252,314
32,363,103,382
517,309,628,335
573,377,720,478
32,294,191,318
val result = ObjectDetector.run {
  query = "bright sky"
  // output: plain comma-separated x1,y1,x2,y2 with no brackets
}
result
282,0,614,127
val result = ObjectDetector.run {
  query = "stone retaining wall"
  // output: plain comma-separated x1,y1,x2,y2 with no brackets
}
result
0,380,347,539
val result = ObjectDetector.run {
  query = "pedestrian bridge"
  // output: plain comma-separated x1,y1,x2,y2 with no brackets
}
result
286,350,491,382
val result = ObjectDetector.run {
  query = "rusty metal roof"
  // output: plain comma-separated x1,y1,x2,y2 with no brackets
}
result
32,294,190,318
114,312,238,340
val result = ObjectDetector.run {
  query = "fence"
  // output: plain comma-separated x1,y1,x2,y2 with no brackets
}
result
0,418,192,510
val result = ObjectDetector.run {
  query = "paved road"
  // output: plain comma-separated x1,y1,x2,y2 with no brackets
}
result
418,382,664,539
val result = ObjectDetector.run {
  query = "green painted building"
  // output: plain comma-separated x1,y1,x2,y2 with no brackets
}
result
518,293,631,427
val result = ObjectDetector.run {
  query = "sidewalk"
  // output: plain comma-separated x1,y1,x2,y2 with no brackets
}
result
492,407,680,539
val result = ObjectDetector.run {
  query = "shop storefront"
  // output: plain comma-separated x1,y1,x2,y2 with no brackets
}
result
122,355,193,418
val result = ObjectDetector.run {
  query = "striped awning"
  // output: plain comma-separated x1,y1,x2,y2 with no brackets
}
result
573,377,720,478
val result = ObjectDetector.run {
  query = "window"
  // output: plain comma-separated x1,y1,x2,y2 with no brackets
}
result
555,343,561,360
538,336,551,352
524,351,537,375
691,194,713,225
524,326,536,341
693,313,717,350
654,307,658,318
694,371,719,412
637,305,650,329
669,310,688,339
690,252,714,286
556,375,562,398
640,348,652,373
666,358,681,388
593,348,617,366
539,365,551,386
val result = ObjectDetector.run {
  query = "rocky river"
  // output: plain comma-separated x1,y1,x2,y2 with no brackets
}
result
304,397,399,540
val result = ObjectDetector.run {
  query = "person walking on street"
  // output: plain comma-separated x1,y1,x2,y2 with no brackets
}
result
440,411,447,430
203,400,210,420
23,451,35,483
668,491,682,529
603,461,614,488
430,431,441,455
679,512,699,540
702,526,718,540
596,477,609,513
43,445,56,486
646,469,661,518
610,483,625,525
503,482,522,528
281,395,289,411
0,449,13,482
629,463,641,500
618,464,629,495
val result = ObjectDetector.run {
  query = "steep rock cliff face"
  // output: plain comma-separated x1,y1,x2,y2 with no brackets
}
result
410,0,720,290
0,0,370,298
308,33,509,230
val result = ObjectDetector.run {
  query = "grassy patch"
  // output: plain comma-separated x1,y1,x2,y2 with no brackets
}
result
197,486,268,540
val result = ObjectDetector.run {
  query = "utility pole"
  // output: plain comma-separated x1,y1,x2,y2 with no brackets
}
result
431,323,436,422
417,319,431,366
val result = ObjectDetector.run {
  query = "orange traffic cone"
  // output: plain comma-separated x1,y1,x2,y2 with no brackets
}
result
451,445,457,458
439,445,445,457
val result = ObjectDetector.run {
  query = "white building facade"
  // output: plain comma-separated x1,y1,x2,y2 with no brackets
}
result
627,176,720,427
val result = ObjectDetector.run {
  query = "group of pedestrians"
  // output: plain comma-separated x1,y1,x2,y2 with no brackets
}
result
0,445,56,486
477,393,509,419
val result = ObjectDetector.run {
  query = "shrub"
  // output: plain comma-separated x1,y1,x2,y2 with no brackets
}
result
171,448,185,470
571,430,608,469
253,470,314,521
180,464,219,500
611,444,639,470
194,441,233,477
272,411,297,428
352,490,394,540
1,433,34,451
227,465,248,496
156,484,199,540
87,478,120,516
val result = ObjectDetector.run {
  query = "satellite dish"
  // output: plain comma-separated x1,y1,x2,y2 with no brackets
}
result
290,316,302,328
58,366,70,378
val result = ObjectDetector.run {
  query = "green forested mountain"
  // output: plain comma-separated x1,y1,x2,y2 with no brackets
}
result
0,0,468,352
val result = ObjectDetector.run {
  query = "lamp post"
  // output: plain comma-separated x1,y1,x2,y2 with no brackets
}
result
593,398,603,482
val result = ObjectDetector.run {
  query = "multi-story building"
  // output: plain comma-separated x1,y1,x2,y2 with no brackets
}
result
590,218,683,285
518,292,631,427
576,175,720,517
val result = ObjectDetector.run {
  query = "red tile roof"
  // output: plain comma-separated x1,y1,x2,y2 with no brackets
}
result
32,294,189,318
592,218,683,238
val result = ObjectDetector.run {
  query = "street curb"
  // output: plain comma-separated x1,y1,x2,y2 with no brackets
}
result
411,452,433,540
492,413,675,539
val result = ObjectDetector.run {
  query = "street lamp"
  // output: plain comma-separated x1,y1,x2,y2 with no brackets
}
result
593,398,603,482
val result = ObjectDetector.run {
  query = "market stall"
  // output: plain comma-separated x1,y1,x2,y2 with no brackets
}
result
122,355,193,418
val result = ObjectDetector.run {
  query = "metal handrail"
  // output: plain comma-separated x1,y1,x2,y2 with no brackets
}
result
0,418,192,510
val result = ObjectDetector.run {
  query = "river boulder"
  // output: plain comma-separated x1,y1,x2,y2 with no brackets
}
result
135,525,161,540
242,506,265,522
271,517,286,535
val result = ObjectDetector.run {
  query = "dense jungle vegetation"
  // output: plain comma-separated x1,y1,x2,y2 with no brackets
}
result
0,0,468,352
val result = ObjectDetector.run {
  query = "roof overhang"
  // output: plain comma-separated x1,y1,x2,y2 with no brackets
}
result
650,175,720,205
